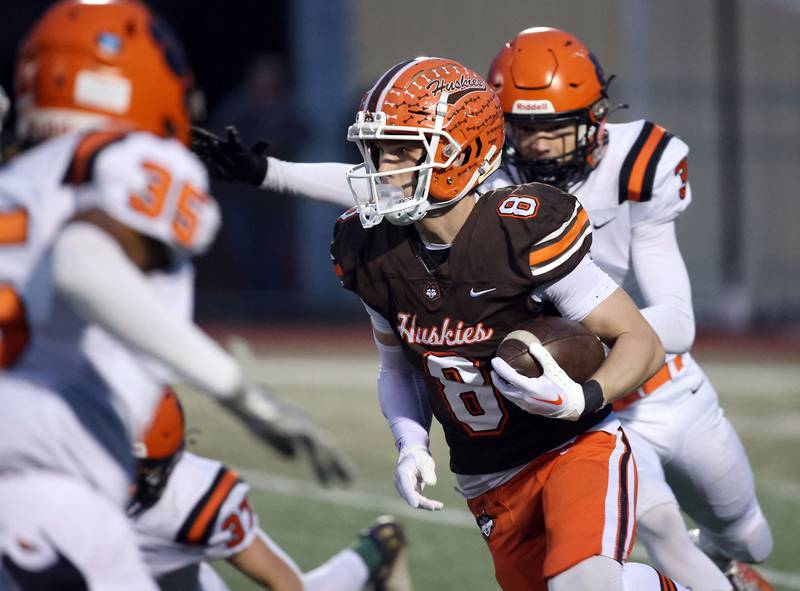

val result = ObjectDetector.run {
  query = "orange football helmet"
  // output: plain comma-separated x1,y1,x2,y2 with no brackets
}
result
488,27,609,189
130,388,185,514
346,57,504,228
15,0,196,145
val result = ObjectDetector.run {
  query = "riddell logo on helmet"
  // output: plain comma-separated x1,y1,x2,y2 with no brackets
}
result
426,75,487,97
512,100,555,114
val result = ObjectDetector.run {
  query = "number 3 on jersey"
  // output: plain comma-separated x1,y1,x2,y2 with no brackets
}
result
424,352,508,436
129,161,208,248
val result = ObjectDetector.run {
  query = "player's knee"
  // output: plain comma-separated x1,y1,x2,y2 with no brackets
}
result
548,555,622,591
704,505,773,563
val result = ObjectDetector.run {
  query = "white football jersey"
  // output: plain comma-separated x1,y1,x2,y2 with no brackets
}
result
0,128,220,451
484,120,691,300
483,120,691,354
133,452,258,577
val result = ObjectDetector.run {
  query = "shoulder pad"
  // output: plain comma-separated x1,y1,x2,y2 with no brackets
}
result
481,183,593,285
72,131,220,254
63,129,131,186
175,465,242,546
618,121,677,204
331,208,368,290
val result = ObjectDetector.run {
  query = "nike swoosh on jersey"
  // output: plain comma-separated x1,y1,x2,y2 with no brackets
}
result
532,393,564,406
469,287,497,297
591,218,616,229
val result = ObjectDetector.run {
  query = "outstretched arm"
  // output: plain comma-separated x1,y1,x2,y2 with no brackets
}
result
54,211,353,485
192,126,358,208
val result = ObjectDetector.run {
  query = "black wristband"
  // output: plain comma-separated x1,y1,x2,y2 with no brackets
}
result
581,380,605,415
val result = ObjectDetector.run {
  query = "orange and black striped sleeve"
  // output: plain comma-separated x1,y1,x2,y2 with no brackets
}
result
62,129,130,185
526,201,592,284
175,467,241,546
618,122,674,204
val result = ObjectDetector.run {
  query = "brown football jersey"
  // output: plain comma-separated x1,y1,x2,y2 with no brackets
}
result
331,183,611,475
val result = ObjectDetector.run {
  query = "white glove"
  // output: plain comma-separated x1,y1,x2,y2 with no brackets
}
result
490,342,586,421
393,445,443,511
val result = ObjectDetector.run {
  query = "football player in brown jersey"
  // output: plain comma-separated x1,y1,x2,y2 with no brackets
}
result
330,57,686,591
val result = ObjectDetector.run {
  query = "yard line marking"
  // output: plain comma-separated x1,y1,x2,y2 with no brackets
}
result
240,467,800,587
240,468,477,529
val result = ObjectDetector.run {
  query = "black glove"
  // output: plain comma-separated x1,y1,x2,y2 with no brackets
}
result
191,125,269,185
221,384,355,487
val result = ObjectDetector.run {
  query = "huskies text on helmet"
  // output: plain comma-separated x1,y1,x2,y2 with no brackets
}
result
346,57,504,228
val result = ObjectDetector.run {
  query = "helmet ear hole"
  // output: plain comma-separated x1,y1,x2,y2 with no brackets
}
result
460,145,473,166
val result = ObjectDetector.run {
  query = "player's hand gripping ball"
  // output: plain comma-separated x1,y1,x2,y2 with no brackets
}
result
491,317,606,420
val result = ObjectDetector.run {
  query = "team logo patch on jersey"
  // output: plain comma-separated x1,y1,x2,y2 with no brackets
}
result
476,511,495,539
424,282,441,302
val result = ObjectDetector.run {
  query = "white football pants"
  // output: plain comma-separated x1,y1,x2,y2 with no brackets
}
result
617,354,772,564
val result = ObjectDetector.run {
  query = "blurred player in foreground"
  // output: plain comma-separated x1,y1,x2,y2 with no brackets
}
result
0,1,347,588
132,391,410,591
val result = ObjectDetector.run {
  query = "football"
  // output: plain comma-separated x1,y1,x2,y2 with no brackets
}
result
495,317,606,382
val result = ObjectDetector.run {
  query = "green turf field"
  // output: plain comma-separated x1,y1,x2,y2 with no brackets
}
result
179,340,800,590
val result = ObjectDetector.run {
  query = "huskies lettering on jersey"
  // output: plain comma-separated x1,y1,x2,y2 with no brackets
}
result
397,313,494,347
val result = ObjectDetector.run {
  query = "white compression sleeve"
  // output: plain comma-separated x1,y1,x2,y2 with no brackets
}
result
536,255,619,322
261,158,359,208
376,338,432,451
364,302,432,451
52,222,241,398
630,221,695,353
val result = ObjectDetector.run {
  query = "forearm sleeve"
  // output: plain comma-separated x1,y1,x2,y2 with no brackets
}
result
261,158,359,209
631,221,695,353
376,338,432,451
363,302,432,450
52,222,242,398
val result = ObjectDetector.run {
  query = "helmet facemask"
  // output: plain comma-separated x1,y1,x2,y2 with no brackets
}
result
506,98,608,191
128,448,183,517
346,110,469,229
